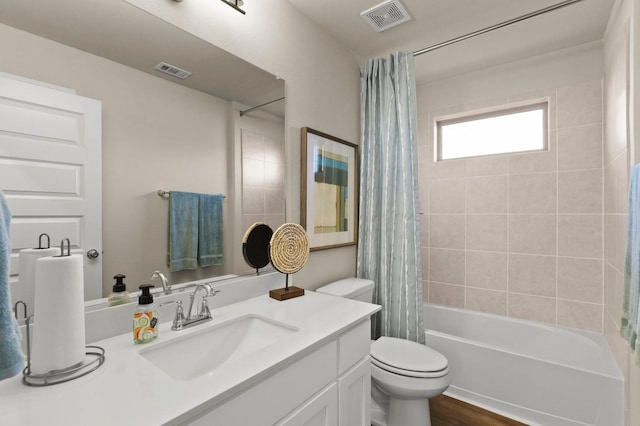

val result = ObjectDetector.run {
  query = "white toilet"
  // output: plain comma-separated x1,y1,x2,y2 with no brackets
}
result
316,278,450,426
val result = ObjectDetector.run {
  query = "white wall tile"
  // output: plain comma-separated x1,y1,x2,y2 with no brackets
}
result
558,214,603,258
558,124,603,171
508,293,556,324
466,287,507,316
509,214,557,255
557,80,603,128
558,257,603,303
466,175,508,213
466,214,508,252
429,177,465,213
508,254,556,297
421,79,605,334
509,173,557,213
558,300,603,332
558,170,603,214
430,214,465,249
466,251,508,291
429,248,465,285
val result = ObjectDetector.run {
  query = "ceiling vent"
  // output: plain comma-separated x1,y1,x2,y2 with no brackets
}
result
360,0,411,33
154,62,192,79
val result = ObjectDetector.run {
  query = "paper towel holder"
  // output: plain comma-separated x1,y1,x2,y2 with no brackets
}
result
53,238,72,258
15,301,106,387
37,233,50,249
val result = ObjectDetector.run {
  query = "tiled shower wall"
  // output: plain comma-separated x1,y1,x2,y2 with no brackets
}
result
419,79,605,332
603,22,632,422
240,128,285,274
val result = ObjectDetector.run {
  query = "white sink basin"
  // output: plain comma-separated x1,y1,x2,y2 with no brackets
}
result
140,314,298,381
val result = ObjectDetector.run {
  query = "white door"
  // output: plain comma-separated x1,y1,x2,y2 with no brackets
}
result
0,73,102,301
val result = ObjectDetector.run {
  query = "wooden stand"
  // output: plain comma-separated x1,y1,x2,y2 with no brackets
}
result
269,286,305,301
269,274,305,301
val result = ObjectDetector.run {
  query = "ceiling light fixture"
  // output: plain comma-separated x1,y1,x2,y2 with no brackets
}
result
220,0,246,15
173,0,246,15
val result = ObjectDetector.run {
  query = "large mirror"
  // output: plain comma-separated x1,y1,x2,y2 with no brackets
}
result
0,0,285,306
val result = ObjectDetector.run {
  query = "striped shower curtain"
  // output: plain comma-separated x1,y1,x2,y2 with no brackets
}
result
358,51,424,343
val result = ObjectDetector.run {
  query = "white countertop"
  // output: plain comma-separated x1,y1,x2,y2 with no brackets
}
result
0,291,379,426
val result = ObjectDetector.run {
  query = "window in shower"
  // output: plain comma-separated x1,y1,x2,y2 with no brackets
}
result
436,101,548,161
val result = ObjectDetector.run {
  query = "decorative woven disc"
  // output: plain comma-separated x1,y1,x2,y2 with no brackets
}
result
269,223,309,274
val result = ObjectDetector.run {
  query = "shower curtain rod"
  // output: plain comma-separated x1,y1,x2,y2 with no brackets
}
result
413,0,585,57
239,97,285,116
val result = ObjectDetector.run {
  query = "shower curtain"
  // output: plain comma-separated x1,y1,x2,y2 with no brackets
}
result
358,51,424,343
622,164,640,366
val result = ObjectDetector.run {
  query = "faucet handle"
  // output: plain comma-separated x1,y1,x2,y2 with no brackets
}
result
198,288,220,319
200,297,212,319
160,300,186,330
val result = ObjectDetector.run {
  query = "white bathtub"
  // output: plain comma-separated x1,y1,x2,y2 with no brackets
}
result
424,303,623,426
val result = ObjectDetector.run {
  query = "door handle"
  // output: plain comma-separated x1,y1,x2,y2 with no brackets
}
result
87,249,100,259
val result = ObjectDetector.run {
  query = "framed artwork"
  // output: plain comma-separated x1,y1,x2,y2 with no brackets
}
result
301,127,358,251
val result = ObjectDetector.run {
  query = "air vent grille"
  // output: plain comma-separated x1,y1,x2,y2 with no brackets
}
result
154,62,192,79
360,0,411,32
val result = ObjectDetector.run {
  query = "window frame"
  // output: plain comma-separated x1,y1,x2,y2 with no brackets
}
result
435,101,549,161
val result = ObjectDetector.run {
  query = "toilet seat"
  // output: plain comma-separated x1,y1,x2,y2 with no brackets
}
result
371,337,449,378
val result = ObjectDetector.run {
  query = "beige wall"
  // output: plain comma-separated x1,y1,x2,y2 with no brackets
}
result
125,0,362,289
0,23,237,295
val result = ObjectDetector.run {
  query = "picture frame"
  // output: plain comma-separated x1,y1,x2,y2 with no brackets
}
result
301,127,358,251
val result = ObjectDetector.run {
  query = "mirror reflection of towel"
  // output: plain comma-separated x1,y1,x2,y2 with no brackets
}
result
199,194,224,267
0,191,25,380
168,191,199,272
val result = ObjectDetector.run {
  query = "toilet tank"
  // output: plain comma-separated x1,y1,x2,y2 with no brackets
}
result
315,278,374,303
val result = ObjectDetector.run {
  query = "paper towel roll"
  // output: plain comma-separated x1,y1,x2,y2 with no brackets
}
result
18,248,59,317
30,254,86,375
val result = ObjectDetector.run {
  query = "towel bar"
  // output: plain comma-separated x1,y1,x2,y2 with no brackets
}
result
157,190,225,199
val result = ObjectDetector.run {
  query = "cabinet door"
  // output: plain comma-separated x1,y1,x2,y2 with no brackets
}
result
276,383,338,426
338,357,371,426
184,342,336,425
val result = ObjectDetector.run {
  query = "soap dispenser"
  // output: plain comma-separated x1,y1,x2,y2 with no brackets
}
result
107,273,130,306
133,284,158,344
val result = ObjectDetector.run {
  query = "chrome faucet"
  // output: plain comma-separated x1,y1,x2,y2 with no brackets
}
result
151,271,171,294
163,284,219,331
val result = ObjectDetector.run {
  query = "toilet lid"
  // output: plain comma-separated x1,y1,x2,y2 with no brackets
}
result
370,337,448,375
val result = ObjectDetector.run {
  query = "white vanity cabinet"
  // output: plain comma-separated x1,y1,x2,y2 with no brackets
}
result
0,290,380,426
336,320,372,426
276,383,338,426
183,319,371,426
338,357,371,425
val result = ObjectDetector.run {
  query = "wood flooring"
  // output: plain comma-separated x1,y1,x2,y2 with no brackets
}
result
430,395,528,426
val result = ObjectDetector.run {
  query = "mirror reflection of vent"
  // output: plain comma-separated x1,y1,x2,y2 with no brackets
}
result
154,62,192,79
360,0,411,32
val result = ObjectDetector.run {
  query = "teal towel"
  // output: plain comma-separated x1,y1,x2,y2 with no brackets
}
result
198,194,224,267
0,191,25,380
622,164,640,365
167,191,199,272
